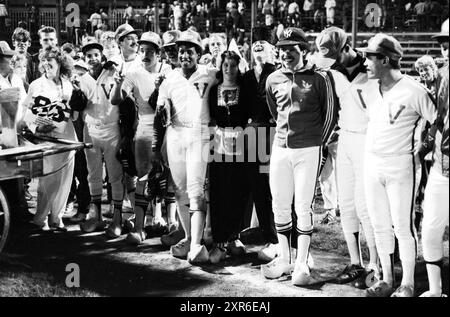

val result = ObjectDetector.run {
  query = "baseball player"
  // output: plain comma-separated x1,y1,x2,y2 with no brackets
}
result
419,19,448,297
161,30,182,69
110,31,171,244
152,30,218,263
314,27,380,288
240,26,279,262
360,34,437,297
113,23,142,213
70,39,124,235
262,27,338,285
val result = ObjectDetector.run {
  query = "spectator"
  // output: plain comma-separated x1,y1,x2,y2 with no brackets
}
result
324,0,336,26
24,46,76,232
208,33,227,68
238,0,246,15
100,8,109,28
414,0,427,30
0,0,7,32
123,3,135,27
172,1,184,30
88,9,102,35
288,0,301,27
262,0,275,17
208,50,249,263
11,27,35,89
303,0,315,30
277,0,288,23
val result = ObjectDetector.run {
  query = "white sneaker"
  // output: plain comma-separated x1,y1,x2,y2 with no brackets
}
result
292,262,312,286
227,239,246,256
209,246,227,264
419,290,445,297
188,244,209,264
170,239,191,258
261,257,292,279
258,243,278,262
63,201,76,218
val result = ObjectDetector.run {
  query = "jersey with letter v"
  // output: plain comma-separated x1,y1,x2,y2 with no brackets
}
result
363,76,437,156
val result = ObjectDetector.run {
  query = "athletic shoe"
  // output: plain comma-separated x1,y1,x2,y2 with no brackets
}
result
261,257,292,279
80,218,105,233
170,239,191,258
354,263,381,289
227,239,246,256
319,210,337,225
105,221,122,239
419,290,447,297
70,212,87,223
209,246,227,264
292,262,313,286
391,284,415,297
334,264,365,284
125,230,147,245
62,201,76,218
188,244,209,264
366,281,395,297
161,228,185,247
258,243,278,262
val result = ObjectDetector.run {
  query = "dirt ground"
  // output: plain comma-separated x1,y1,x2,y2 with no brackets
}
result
0,179,448,297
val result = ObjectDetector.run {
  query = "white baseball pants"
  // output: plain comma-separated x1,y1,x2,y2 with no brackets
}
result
34,152,75,227
84,123,124,204
166,125,209,211
269,145,321,234
336,132,376,248
422,167,449,262
364,153,417,263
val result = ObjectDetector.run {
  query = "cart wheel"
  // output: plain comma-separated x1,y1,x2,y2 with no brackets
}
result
0,187,11,254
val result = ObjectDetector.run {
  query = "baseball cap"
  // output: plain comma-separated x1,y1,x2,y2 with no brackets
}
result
276,27,309,49
176,30,203,52
314,27,348,68
0,41,15,57
162,30,181,47
432,18,449,42
81,37,103,55
358,33,403,61
138,31,162,49
115,23,141,42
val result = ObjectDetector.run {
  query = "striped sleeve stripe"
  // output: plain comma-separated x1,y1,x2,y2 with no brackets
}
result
317,71,335,142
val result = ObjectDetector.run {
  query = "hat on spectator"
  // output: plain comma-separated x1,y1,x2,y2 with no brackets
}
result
176,29,203,53
115,23,141,42
276,27,309,50
162,30,182,47
314,26,348,68
432,18,449,42
358,33,403,61
252,26,278,46
0,41,15,57
138,31,162,49
81,37,103,54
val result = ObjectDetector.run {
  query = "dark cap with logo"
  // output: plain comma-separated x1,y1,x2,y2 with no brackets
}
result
358,33,403,61
276,27,309,49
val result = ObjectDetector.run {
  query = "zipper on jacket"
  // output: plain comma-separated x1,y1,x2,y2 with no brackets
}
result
286,72,294,148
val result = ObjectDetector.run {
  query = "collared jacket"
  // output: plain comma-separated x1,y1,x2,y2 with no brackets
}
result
266,64,338,149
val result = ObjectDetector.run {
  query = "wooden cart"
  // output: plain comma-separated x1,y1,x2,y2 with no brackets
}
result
0,87,91,254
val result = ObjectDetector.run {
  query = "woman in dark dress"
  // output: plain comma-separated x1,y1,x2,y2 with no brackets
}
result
208,51,250,263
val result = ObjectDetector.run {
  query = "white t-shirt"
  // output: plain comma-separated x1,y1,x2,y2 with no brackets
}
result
364,75,437,156
23,76,75,139
157,65,218,126
79,69,119,126
121,63,172,122
288,2,299,14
